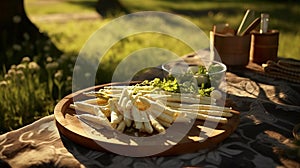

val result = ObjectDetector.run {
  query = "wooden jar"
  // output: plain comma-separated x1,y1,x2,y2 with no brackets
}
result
210,31,251,66
250,30,279,64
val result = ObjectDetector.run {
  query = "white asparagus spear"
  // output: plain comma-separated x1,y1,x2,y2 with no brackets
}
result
73,101,99,115
109,99,123,128
82,97,108,106
131,106,143,130
143,94,171,100
148,113,165,133
148,109,174,124
166,96,214,105
195,113,228,124
156,118,172,128
121,97,129,110
116,120,126,132
118,88,130,107
143,121,153,134
71,101,111,117
110,111,122,128
157,91,216,105
138,123,145,133
83,98,100,105
171,108,233,117
84,90,121,98
76,114,113,130
123,100,133,127
166,101,232,113
140,110,153,134
104,85,154,90
168,109,228,124
138,96,175,118
92,86,153,99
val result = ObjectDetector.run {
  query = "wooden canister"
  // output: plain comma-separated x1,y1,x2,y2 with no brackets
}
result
210,31,251,66
250,30,279,64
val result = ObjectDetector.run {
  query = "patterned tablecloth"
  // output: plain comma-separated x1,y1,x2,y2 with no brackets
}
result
1,61,300,168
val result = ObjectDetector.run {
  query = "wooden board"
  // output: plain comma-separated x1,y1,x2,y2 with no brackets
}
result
54,82,240,156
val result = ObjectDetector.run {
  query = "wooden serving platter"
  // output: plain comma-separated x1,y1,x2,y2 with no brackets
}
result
54,82,240,156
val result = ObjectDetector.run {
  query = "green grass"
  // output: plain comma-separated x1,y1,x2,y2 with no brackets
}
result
25,0,98,15
25,0,300,60
35,19,105,55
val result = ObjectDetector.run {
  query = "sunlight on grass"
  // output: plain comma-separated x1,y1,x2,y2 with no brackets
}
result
26,0,300,60
36,19,105,55
279,32,300,59
25,0,98,15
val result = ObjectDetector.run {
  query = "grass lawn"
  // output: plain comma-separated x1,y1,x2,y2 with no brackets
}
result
25,0,300,60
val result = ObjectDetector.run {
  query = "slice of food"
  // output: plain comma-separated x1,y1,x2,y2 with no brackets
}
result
77,114,113,130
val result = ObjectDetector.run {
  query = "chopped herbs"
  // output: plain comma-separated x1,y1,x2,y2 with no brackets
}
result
139,76,214,97
196,65,208,75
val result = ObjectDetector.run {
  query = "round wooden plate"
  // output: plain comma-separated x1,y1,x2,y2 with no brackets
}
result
54,82,240,157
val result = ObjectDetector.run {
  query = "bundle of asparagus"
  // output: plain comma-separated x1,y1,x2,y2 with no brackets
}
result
70,84,234,136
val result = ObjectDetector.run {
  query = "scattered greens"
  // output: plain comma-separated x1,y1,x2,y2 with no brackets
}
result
195,65,208,75
139,76,214,97
138,63,223,96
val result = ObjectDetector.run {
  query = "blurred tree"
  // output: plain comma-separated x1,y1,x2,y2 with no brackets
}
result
0,0,61,70
96,0,129,17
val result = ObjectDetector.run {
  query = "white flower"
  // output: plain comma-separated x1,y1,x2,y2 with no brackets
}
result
10,64,17,70
28,62,40,71
16,70,24,78
16,64,26,70
46,56,53,63
12,15,21,23
8,69,16,76
4,74,11,80
54,70,63,81
21,57,31,63
0,81,8,87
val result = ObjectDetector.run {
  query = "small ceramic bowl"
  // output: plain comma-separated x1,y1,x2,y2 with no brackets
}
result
162,60,227,88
